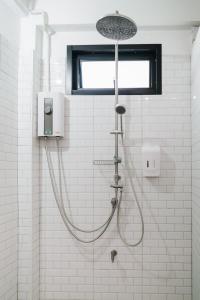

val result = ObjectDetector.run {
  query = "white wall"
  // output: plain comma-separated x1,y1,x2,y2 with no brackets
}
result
191,27,200,300
0,1,20,43
18,17,42,300
35,0,200,27
50,29,192,62
38,29,192,300
0,1,20,299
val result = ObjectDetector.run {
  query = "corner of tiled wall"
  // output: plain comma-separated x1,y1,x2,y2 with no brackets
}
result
18,20,43,300
191,27,200,300
0,32,18,300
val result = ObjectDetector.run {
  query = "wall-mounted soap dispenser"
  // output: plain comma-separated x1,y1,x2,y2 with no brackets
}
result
142,144,160,177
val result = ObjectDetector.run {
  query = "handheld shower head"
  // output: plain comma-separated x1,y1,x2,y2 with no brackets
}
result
115,104,126,115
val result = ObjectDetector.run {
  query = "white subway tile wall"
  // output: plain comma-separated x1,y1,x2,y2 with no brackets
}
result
39,55,191,300
0,34,18,299
18,44,41,299
192,28,200,300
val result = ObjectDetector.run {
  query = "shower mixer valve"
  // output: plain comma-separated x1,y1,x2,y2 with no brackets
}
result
113,156,122,164
114,174,121,181
111,250,118,263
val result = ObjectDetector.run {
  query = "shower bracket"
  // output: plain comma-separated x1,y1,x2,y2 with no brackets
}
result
110,184,123,189
110,130,123,135
113,157,122,164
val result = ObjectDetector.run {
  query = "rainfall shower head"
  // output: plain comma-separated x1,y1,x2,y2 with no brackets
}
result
96,11,137,41
115,104,126,115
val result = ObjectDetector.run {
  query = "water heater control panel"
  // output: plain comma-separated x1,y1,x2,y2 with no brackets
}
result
38,92,64,137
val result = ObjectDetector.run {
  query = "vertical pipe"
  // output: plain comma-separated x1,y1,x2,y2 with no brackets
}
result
114,42,119,185
47,33,51,92
115,43,119,107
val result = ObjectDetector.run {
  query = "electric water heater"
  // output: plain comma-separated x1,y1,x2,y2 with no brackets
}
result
38,92,64,137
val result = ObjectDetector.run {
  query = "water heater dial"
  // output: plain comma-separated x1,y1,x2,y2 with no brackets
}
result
38,92,64,137
44,105,53,115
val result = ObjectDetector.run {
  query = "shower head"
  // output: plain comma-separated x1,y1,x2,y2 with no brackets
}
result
115,104,126,115
96,11,137,41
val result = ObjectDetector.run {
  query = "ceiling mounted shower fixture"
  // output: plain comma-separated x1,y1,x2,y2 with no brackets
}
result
96,10,137,41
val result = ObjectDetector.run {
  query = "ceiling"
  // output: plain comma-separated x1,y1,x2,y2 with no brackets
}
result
12,0,36,13
34,0,200,27
20,0,36,10
6,0,200,28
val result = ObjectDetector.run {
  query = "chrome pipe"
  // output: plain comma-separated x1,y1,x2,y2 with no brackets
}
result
115,43,119,107
120,115,123,140
114,42,119,186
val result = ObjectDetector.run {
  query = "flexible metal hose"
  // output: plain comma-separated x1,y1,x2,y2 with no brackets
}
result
45,139,117,243
117,189,144,247
45,138,144,246
55,138,116,233
116,139,144,247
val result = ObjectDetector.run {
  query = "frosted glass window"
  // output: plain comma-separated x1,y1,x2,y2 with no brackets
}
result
81,60,150,89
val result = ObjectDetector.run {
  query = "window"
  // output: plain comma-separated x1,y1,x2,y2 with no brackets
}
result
66,44,162,95
81,60,150,89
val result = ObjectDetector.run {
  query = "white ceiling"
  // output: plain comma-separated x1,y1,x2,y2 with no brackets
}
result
2,0,37,15
34,0,200,27
20,0,36,10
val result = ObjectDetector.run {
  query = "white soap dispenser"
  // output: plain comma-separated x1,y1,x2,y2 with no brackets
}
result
142,144,160,177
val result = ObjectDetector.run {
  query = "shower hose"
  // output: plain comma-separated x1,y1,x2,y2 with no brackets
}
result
45,138,144,246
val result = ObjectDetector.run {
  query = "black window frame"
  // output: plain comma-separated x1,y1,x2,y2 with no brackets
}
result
66,44,162,95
